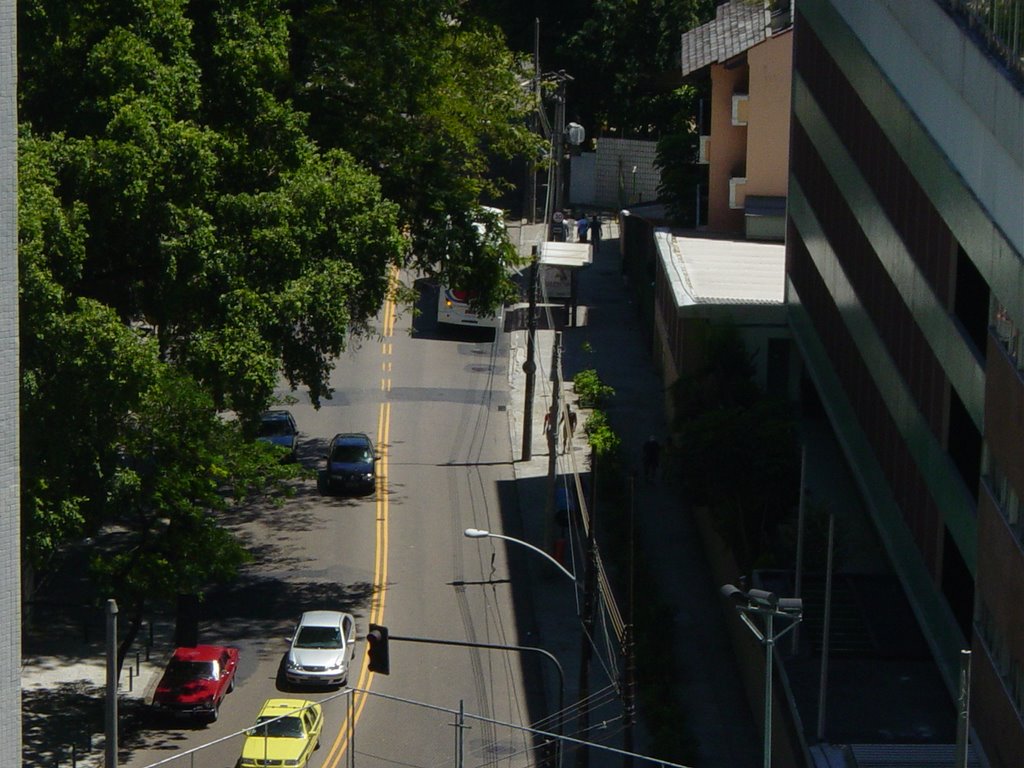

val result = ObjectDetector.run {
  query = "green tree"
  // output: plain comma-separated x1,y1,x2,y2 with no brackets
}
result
19,0,405,415
16,0,535,607
561,0,714,137
291,0,541,313
91,367,297,671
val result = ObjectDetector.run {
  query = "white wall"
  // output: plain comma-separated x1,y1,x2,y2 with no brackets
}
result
0,0,20,758
571,138,662,210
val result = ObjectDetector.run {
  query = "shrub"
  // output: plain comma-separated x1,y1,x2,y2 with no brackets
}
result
573,368,615,408
583,409,621,456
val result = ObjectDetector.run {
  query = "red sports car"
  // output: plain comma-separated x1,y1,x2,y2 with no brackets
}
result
152,644,239,723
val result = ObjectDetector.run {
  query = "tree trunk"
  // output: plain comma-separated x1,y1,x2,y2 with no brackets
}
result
116,597,145,677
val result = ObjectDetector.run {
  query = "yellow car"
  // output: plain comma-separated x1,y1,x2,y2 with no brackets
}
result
238,698,324,768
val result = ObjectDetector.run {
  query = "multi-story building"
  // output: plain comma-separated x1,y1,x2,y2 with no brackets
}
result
1,0,21,758
787,1,1024,765
681,0,793,240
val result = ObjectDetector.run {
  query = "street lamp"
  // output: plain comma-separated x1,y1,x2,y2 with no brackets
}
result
464,528,574,768
720,585,802,768
464,528,576,582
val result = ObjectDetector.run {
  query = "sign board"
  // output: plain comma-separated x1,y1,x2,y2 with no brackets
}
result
537,241,591,301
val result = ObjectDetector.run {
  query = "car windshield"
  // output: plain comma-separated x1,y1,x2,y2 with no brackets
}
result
253,715,304,738
331,443,370,463
166,660,217,681
258,418,293,437
295,626,342,649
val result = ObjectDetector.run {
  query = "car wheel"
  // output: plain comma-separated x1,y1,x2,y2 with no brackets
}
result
207,704,219,723
228,676,235,693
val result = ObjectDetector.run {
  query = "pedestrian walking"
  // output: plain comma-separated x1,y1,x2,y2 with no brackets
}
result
590,214,602,247
642,435,661,482
577,214,589,243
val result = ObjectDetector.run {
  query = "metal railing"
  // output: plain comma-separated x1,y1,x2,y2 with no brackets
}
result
942,0,1024,82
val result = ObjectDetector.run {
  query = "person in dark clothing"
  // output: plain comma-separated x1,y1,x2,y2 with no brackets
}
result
642,436,661,481
577,215,589,243
590,214,602,247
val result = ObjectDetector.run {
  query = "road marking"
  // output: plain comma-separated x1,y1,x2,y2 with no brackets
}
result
323,276,396,768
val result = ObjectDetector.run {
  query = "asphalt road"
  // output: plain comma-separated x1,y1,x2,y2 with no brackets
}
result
123,276,538,768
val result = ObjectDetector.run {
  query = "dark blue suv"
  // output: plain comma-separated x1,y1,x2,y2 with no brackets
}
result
325,433,377,494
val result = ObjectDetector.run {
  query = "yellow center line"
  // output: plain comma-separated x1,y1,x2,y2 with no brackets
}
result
323,276,396,768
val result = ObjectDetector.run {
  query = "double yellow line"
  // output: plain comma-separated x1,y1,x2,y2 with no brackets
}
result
321,277,396,768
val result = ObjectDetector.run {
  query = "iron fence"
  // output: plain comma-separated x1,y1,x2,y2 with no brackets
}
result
943,0,1024,81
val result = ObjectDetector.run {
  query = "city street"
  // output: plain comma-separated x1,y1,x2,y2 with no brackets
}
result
111,276,540,768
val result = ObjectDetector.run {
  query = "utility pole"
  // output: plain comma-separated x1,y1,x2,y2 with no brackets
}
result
621,476,637,768
527,18,540,223
544,332,563,553
550,75,569,238
576,448,598,768
522,252,539,461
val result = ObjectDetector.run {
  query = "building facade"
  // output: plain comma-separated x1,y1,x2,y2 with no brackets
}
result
681,0,793,239
786,1,1024,764
0,0,20,759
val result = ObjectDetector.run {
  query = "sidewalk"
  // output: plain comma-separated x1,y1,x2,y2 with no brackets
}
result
505,217,761,768
22,582,171,768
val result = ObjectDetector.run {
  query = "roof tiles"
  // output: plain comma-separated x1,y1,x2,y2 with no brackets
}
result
681,0,766,76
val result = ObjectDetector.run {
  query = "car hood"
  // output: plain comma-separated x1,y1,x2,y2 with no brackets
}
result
328,460,372,474
154,677,217,705
289,646,347,669
241,734,308,763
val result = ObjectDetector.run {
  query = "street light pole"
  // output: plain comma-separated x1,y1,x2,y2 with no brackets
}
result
720,586,802,768
464,528,576,583
461,528,578,768
105,599,118,768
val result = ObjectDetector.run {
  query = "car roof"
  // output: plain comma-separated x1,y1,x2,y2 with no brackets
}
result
298,610,347,627
171,645,234,662
330,433,371,445
258,698,318,716
261,410,294,420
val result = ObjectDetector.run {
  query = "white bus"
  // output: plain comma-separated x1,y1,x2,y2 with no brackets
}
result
437,285,503,328
437,206,506,330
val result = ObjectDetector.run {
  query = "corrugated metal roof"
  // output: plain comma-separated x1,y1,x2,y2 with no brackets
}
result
681,0,766,76
655,230,784,307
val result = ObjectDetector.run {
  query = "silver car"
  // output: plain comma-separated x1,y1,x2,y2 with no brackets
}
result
284,611,357,687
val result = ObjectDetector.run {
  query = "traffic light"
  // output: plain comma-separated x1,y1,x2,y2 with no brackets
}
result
366,623,390,675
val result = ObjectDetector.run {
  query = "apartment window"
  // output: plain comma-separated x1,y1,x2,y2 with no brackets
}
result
977,600,1024,716
953,245,989,362
948,389,981,503
993,301,1024,371
982,448,1024,544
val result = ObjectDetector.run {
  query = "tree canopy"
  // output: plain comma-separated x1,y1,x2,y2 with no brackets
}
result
17,0,537,622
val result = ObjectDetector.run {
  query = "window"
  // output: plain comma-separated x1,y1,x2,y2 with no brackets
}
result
993,301,1023,371
982,448,1023,544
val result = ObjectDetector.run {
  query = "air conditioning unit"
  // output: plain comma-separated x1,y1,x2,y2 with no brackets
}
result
698,135,710,164
731,93,749,126
729,177,747,209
